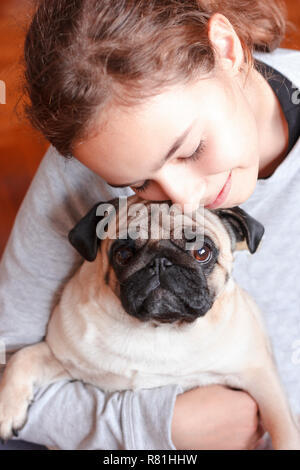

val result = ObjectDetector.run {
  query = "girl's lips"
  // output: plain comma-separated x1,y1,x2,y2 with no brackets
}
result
205,171,232,209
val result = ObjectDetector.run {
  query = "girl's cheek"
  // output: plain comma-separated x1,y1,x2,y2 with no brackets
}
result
200,137,235,175
209,124,254,173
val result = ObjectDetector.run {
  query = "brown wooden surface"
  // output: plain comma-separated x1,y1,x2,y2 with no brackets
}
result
0,0,48,258
0,0,300,258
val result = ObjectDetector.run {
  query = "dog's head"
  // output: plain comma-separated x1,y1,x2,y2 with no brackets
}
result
68,195,264,325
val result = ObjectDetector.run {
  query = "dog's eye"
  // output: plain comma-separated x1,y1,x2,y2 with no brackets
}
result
114,247,135,266
193,243,213,264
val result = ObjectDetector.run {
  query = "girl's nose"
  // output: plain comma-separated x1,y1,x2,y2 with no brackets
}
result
156,167,207,212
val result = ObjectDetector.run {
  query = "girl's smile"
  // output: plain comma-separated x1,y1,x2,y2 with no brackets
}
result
205,170,232,209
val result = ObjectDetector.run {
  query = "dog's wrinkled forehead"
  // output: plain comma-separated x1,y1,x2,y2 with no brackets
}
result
102,194,230,253
68,194,265,262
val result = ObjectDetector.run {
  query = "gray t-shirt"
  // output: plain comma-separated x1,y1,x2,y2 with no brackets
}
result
0,47,300,450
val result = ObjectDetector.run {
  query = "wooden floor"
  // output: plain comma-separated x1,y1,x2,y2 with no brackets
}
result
0,0,300,257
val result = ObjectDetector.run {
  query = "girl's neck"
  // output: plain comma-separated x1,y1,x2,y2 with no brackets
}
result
250,68,289,179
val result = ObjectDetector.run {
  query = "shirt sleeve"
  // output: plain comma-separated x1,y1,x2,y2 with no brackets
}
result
0,363,183,450
0,146,184,450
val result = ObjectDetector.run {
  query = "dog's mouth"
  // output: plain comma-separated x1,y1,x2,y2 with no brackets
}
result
121,282,213,325
140,287,198,323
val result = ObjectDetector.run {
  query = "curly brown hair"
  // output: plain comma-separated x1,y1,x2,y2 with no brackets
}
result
23,0,288,159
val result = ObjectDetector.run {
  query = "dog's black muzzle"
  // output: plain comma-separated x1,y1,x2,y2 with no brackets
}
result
120,255,214,324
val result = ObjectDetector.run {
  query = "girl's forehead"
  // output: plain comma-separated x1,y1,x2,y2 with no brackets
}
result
72,73,234,181
100,74,225,136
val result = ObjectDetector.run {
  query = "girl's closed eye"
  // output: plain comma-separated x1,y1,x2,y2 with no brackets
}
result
133,139,206,193
132,179,151,193
178,139,206,164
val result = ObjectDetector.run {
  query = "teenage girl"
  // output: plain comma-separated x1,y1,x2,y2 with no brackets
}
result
1,0,300,450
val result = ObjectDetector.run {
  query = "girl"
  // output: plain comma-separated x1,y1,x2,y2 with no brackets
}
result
1,0,300,450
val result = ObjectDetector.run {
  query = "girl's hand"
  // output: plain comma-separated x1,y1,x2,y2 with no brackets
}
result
171,384,265,450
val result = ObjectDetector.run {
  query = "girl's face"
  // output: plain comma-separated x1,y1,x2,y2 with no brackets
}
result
73,69,260,211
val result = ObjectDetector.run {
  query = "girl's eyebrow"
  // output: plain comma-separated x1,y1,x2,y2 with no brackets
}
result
107,121,195,188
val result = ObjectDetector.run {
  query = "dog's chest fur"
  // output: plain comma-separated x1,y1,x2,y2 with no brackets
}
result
46,260,268,393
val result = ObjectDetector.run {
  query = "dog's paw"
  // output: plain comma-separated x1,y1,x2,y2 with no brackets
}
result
0,383,34,442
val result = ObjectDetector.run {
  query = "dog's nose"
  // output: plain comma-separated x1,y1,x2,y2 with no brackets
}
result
149,257,172,274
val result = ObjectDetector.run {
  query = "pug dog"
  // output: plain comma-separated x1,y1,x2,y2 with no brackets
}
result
0,194,300,450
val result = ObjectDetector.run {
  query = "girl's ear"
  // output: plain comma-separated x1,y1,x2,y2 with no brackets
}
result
207,13,244,76
215,206,265,254
68,198,119,262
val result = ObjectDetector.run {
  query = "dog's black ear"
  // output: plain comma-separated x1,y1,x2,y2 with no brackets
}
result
215,206,265,254
68,198,119,262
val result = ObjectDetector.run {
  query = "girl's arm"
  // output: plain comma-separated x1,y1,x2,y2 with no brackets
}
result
0,146,183,449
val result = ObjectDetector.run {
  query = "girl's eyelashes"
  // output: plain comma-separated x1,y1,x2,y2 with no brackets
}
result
132,179,151,193
179,139,206,163
132,139,206,193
